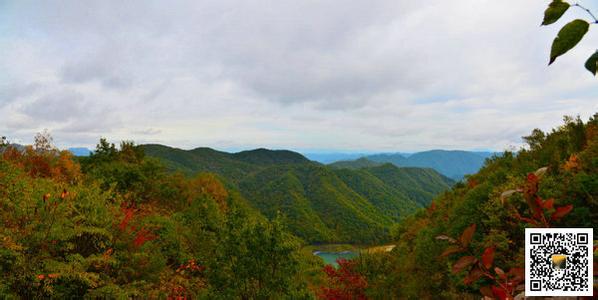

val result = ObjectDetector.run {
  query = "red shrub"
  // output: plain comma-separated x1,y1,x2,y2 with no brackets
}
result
318,259,368,300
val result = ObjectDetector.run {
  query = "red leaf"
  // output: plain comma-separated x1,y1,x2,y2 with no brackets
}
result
452,256,477,274
491,285,508,300
543,198,554,210
518,216,538,226
133,228,157,247
526,173,538,185
119,208,135,231
525,173,539,197
534,196,544,210
428,202,436,212
551,204,573,221
460,224,476,247
481,246,495,269
531,198,543,219
440,245,463,257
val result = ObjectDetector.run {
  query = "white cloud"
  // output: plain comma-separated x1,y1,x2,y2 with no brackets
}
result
1,0,597,151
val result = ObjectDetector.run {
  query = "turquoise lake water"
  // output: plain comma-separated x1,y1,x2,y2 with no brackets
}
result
313,251,358,267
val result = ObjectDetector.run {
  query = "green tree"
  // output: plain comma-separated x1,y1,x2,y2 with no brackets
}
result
208,211,310,299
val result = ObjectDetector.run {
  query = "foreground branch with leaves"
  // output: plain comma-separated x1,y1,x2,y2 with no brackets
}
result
542,1,598,75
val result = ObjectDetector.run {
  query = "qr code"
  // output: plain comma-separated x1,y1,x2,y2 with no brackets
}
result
525,228,593,296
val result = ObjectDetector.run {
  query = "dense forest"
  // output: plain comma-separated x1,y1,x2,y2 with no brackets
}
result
347,115,598,299
1,114,596,299
141,144,452,244
0,136,320,298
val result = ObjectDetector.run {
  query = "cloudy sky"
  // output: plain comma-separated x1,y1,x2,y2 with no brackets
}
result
1,0,597,152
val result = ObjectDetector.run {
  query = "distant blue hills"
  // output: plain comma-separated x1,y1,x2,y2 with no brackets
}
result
66,146,494,180
67,147,92,156
319,150,497,180
303,152,413,164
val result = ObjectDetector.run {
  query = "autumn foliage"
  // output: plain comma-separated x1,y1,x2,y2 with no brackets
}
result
318,259,368,300
2,113,597,299
0,133,310,298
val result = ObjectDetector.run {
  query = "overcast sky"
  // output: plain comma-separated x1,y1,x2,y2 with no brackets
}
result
1,0,597,152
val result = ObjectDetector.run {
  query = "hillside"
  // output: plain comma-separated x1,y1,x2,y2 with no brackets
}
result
364,164,454,206
238,164,393,243
142,144,257,183
328,157,383,169
331,167,420,221
0,139,317,299
301,152,366,164
141,145,453,243
353,115,598,298
233,148,310,165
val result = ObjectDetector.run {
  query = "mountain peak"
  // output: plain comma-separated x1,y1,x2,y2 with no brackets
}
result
233,148,309,165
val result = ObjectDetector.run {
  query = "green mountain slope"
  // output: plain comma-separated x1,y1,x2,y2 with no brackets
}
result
356,115,598,298
331,168,420,221
364,164,454,206
238,164,392,243
232,148,310,165
143,144,260,183
329,157,383,169
141,144,453,243
367,153,408,166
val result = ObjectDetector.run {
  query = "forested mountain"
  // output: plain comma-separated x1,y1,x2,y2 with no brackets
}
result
302,152,367,164
350,115,598,299
238,164,392,243
2,114,595,299
329,157,383,169
364,164,454,206
141,144,453,243
0,138,323,299
334,150,493,180
366,153,408,166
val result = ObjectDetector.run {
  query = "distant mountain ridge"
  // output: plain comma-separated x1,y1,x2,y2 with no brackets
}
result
329,157,384,169
68,147,92,156
330,150,496,180
141,144,454,243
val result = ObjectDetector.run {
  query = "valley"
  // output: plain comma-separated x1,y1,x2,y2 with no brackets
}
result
141,144,454,244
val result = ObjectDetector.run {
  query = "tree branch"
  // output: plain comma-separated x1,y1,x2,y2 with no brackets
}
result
574,3,598,24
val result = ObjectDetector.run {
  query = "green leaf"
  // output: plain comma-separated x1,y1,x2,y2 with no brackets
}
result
584,51,598,75
549,19,590,65
542,1,570,26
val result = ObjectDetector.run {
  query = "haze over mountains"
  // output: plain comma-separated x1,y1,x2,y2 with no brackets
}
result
70,146,494,180
139,144,454,243
335,150,496,180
